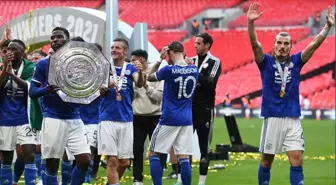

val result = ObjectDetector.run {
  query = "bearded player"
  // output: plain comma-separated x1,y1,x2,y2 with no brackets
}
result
247,3,334,185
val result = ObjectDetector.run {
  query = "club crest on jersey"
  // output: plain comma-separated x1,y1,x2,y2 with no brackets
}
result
125,69,131,75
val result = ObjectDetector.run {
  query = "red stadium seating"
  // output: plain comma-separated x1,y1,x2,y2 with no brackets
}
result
148,30,187,50
291,36,336,74
119,0,242,29
309,86,335,109
0,0,104,26
299,71,334,97
184,27,311,72
229,0,334,27
215,36,335,106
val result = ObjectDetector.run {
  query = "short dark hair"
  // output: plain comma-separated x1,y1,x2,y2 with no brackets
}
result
93,43,102,52
11,39,26,51
131,49,148,60
71,36,85,42
113,38,129,50
0,40,10,49
196,32,213,49
168,41,184,53
52,27,70,39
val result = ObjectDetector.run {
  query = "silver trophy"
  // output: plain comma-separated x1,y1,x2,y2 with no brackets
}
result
48,41,110,104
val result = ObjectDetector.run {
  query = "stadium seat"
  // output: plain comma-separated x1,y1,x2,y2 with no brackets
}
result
214,36,335,106
184,27,311,72
0,0,104,26
148,30,188,50
119,0,242,29
229,0,334,27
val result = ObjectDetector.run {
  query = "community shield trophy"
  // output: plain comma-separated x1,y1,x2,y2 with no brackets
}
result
48,41,110,104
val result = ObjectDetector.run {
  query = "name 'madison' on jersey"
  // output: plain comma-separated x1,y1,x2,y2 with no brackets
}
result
155,64,199,126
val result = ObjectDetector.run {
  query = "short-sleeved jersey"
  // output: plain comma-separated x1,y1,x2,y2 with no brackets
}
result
258,52,304,117
155,64,199,126
0,60,34,126
31,58,80,119
99,63,137,122
80,97,101,125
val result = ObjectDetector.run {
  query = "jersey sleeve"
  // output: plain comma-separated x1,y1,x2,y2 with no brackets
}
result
291,51,305,69
155,65,170,81
32,60,46,84
257,54,272,71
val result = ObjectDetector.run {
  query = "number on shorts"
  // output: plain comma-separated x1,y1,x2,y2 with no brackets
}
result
84,133,89,144
93,130,97,140
25,127,36,137
174,76,197,99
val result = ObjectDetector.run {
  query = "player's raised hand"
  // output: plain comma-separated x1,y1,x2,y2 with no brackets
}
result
160,46,169,60
326,6,335,27
46,85,60,93
247,2,263,22
133,60,143,71
185,57,194,65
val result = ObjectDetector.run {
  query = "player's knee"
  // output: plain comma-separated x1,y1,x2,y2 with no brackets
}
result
46,159,60,174
118,159,130,168
261,154,275,167
106,156,118,169
21,144,36,162
75,153,90,170
288,151,303,166
2,151,14,165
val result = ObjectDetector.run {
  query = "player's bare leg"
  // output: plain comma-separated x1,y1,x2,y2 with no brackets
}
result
89,146,101,180
117,159,130,178
45,158,61,183
167,147,178,179
258,154,275,185
35,144,42,182
13,144,24,184
106,156,120,184
287,150,304,185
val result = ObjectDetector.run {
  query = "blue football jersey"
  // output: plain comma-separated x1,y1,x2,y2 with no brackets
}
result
99,63,137,122
258,52,304,117
31,58,81,119
156,64,199,126
0,77,28,126
80,97,101,125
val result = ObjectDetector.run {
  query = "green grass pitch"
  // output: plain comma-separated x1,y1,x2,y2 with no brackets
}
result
18,118,336,185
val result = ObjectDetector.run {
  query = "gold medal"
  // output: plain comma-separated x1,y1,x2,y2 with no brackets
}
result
279,90,286,98
116,92,122,101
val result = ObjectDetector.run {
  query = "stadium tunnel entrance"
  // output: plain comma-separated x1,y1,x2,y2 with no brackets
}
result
0,7,160,62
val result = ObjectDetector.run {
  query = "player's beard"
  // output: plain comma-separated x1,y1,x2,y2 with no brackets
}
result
272,50,290,62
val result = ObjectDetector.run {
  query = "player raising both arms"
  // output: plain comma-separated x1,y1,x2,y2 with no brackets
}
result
147,41,198,185
247,2,334,185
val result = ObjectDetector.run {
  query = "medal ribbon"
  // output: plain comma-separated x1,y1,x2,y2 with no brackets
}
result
110,61,127,92
10,61,24,98
195,52,211,73
275,61,289,94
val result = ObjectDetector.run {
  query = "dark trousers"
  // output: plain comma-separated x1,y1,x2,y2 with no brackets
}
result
133,115,162,182
193,107,214,175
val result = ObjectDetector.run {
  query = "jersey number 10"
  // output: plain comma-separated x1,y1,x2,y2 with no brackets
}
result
174,76,197,99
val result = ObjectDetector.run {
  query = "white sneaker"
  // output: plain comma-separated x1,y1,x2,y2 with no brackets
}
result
37,180,43,185
133,182,144,185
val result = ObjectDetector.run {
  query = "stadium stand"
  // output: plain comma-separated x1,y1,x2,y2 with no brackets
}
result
119,0,242,29
148,30,188,50
309,86,335,109
184,27,311,72
229,0,335,27
0,0,104,26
